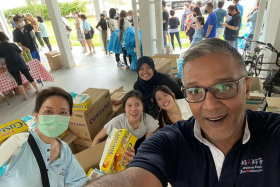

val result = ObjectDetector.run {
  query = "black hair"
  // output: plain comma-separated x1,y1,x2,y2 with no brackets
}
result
192,7,202,16
196,1,202,7
196,15,205,25
127,10,133,15
233,0,240,3
37,16,44,23
109,8,116,19
162,1,166,7
153,85,176,129
34,87,73,115
170,9,175,16
207,2,214,9
80,14,87,20
228,5,241,14
9,15,13,18
119,10,127,43
218,1,225,8
0,31,9,42
122,90,144,111
13,15,20,23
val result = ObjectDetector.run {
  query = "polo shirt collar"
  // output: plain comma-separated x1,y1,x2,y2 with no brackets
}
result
194,117,250,145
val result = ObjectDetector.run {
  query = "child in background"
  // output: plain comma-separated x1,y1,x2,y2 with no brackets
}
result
191,16,204,45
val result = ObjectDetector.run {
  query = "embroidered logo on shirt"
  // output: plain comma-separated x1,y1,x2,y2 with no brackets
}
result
240,158,263,174
59,168,66,176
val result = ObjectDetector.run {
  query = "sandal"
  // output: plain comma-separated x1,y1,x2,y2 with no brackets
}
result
35,91,40,95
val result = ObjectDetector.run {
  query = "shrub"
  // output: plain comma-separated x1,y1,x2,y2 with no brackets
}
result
4,0,87,21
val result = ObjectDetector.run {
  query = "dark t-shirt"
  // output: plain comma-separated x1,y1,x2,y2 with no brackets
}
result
96,19,107,30
163,10,169,31
169,17,180,29
133,73,184,118
0,42,28,73
13,24,37,52
224,13,241,41
128,110,280,187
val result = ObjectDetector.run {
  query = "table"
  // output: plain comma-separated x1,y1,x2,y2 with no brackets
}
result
0,59,54,95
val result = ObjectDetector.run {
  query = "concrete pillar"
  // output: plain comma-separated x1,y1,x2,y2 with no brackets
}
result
132,0,141,59
154,0,165,54
138,0,157,56
0,9,13,41
45,0,75,68
259,0,280,78
93,0,104,51
252,0,266,42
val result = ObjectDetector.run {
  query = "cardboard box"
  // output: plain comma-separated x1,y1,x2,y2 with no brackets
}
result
75,141,106,173
61,131,77,154
45,50,62,70
152,58,172,76
69,88,113,140
0,94,4,103
71,110,114,152
100,129,137,173
72,98,92,111
154,54,179,68
246,77,265,111
111,92,126,117
3,90,14,98
164,46,173,54
0,119,29,145
266,97,280,108
14,82,31,95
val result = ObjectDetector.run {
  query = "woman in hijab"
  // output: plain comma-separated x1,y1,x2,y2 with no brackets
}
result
113,56,183,118
134,56,184,118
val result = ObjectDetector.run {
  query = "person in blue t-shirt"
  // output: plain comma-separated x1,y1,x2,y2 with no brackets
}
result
203,2,217,38
9,15,17,30
247,3,259,40
214,1,228,38
84,39,280,187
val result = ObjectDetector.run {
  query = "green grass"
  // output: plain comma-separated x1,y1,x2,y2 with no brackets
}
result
45,16,102,47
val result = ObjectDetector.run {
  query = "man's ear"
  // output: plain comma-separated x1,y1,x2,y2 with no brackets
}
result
245,77,252,100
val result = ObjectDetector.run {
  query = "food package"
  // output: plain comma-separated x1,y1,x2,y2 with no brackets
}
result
100,128,137,173
58,130,68,139
0,119,29,145
69,92,92,111
21,115,37,130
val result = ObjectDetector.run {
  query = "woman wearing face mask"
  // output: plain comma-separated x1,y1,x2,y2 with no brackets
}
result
0,31,40,100
186,7,202,43
91,90,159,155
221,5,241,48
127,10,134,26
153,85,192,128
0,87,89,186
74,12,87,53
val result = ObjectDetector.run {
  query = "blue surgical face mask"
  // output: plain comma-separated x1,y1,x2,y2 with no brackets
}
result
38,115,70,138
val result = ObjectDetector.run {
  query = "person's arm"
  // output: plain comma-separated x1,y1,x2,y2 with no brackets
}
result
16,43,29,51
96,21,101,29
91,128,107,147
145,132,153,138
221,23,239,30
84,167,162,187
177,17,180,26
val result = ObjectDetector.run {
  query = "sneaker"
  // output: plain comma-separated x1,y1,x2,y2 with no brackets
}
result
87,52,93,57
92,50,96,54
117,62,125,67
126,66,130,70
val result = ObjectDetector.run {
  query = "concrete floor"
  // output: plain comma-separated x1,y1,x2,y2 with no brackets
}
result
0,46,138,124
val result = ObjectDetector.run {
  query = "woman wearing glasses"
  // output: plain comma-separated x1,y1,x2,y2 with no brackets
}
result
153,85,192,128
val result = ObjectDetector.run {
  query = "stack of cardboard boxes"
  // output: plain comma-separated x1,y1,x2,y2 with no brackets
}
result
246,77,265,111
153,54,180,77
152,57,172,76
66,88,114,152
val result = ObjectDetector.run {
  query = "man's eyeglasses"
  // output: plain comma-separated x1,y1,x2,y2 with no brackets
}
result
181,77,245,103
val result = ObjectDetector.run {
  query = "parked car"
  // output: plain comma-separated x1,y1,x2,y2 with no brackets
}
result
192,0,219,14
166,0,193,9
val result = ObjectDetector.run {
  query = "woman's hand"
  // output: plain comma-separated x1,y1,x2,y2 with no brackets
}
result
221,22,228,27
111,99,122,105
124,147,135,164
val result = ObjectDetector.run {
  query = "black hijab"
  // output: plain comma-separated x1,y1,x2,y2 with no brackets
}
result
137,56,158,106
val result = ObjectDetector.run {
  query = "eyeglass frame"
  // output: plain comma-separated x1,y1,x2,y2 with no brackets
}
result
181,77,246,103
